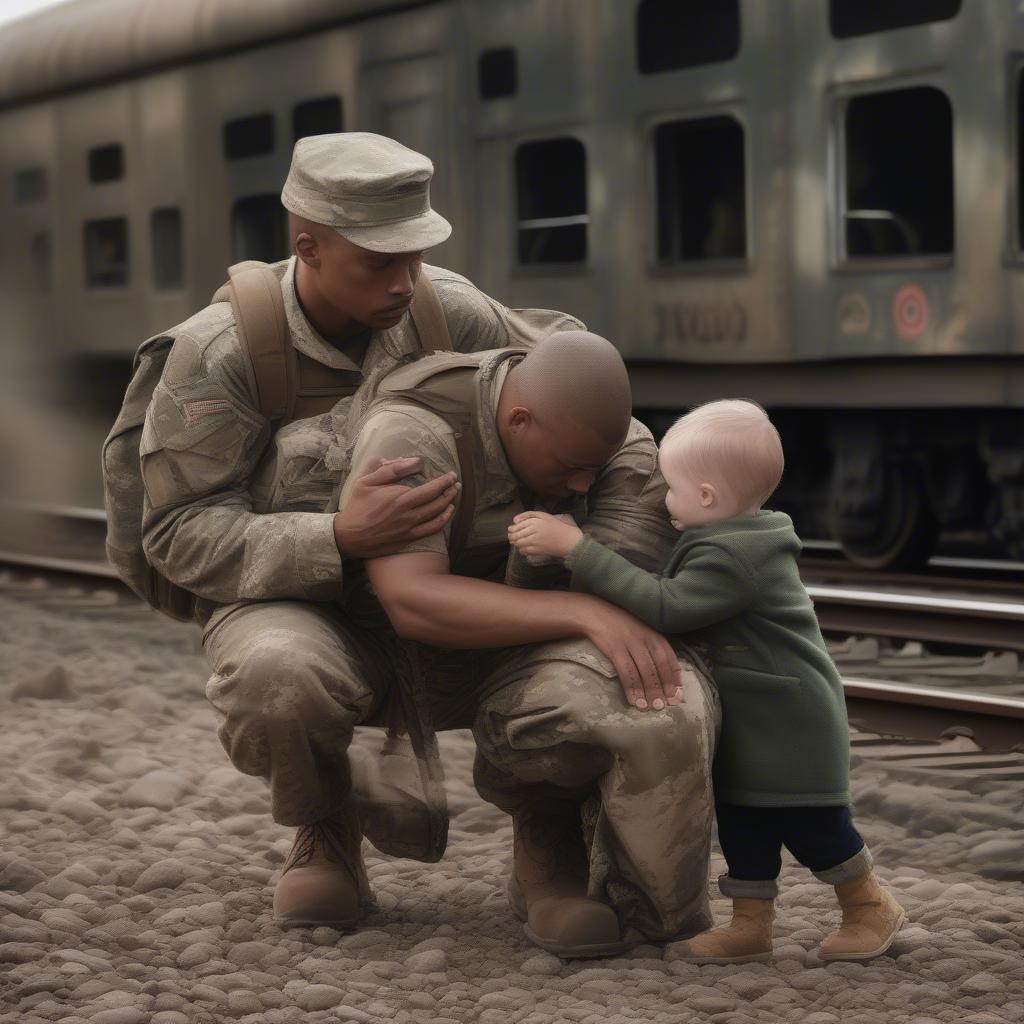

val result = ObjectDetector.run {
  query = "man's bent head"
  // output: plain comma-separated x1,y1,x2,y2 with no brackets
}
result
498,331,632,497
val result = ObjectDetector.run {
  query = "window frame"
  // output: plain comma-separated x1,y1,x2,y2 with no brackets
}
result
83,216,131,290
150,206,184,291
635,0,741,76
87,143,125,184
830,79,956,274
827,0,961,40
509,133,591,276
1007,55,1024,267
291,95,344,143
644,108,752,278
223,112,276,161
13,166,48,204
478,47,518,100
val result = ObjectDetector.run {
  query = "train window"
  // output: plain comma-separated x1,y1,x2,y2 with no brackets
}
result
636,0,740,74
224,114,275,160
829,0,961,39
84,217,129,288
88,144,124,183
151,207,183,290
30,231,51,291
479,48,517,99
515,138,587,264
232,195,287,264
843,86,953,258
14,167,47,203
654,116,746,263
293,96,343,142
1018,71,1024,252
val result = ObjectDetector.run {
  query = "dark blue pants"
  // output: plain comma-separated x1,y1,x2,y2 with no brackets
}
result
715,802,869,899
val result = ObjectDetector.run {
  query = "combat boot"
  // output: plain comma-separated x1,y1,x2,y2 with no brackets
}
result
670,897,775,963
817,870,906,961
506,803,627,959
273,813,368,930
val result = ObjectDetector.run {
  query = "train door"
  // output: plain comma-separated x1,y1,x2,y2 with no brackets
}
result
359,55,460,271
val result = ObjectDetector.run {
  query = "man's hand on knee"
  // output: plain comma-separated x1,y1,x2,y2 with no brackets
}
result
334,456,461,559
579,598,684,711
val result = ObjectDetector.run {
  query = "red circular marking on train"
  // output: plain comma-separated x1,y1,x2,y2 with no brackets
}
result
892,283,928,339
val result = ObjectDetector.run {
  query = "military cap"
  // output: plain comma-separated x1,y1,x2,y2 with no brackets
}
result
281,132,452,253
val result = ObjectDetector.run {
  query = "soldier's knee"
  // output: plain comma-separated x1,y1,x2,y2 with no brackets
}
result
210,630,338,726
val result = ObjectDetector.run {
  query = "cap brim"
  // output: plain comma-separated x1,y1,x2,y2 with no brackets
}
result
333,209,452,254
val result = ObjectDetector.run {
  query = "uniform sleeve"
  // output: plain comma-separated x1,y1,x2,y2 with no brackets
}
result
430,270,586,354
140,325,344,603
568,538,755,633
335,407,459,559
578,417,680,572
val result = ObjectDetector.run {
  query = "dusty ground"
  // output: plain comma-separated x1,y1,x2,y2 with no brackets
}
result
1,571,1022,1024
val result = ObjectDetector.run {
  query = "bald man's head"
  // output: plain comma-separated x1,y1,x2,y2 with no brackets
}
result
497,331,633,497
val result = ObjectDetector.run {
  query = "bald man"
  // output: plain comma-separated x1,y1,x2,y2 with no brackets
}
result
219,331,720,957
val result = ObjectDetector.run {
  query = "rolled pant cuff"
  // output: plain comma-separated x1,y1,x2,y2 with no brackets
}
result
717,873,779,900
812,844,873,886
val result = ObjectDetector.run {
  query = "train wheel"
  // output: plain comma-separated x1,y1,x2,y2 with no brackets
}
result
832,461,938,571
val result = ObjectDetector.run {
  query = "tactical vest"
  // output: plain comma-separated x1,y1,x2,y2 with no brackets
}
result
362,346,530,571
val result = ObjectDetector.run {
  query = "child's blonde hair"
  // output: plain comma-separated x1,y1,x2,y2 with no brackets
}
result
660,399,784,509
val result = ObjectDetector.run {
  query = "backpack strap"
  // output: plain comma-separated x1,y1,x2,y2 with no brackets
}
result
410,273,453,353
212,261,295,423
449,430,477,567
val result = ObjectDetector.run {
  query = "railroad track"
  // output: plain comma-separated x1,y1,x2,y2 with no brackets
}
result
799,554,1024,653
2,522,1024,762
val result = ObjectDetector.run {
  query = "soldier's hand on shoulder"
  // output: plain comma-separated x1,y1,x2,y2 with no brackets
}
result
333,456,461,559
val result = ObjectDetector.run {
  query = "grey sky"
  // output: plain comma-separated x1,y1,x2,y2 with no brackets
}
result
0,0,74,30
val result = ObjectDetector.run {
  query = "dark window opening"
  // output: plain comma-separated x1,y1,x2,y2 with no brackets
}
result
293,96,343,142
637,0,740,74
30,231,51,291
830,0,961,39
479,48,517,99
232,195,287,264
516,138,587,264
1018,70,1024,251
88,144,124,183
224,114,275,160
14,167,47,203
84,217,129,288
64,353,135,421
844,87,953,258
151,207,183,289
655,116,746,263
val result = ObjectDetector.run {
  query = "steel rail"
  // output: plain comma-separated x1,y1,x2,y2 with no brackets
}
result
841,676,1024,752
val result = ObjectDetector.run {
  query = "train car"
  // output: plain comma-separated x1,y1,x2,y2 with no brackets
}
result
1,0,1022,570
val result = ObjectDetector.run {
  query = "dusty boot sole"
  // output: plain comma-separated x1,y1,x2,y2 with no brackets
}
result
507,875,637,960
816,908,907,962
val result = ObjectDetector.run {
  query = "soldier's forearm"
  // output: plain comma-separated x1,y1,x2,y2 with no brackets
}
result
393,574,590,648
143,505,343,602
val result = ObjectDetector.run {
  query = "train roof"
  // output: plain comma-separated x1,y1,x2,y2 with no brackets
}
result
0,0,432,110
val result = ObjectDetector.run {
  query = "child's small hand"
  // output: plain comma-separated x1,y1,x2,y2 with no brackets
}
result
507,511,584,560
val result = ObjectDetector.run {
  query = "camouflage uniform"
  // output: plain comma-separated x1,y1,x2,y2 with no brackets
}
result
139,257,582,628
206,347,721,941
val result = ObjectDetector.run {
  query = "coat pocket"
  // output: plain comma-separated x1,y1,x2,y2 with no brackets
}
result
718,665,801,693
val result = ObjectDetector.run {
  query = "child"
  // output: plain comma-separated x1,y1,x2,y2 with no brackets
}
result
507,399,905,964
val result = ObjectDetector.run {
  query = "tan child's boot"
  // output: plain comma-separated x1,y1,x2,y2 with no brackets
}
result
817,870,906,962
671,897,775,964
